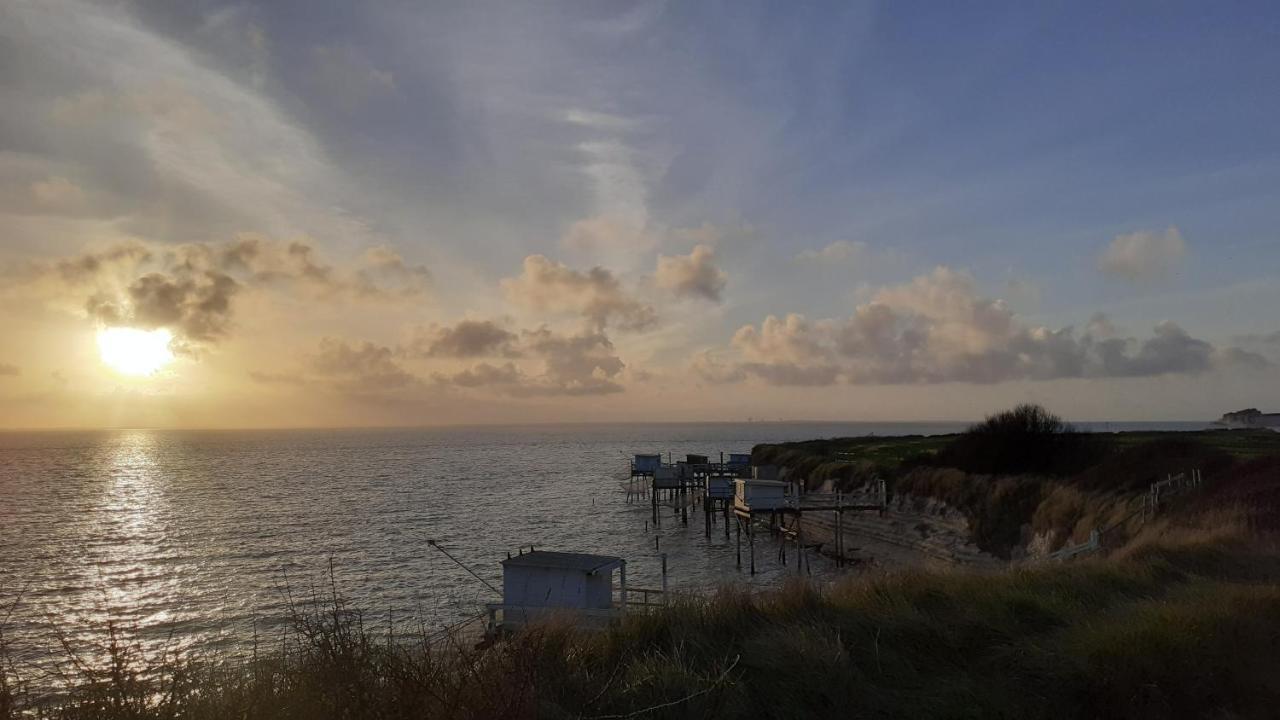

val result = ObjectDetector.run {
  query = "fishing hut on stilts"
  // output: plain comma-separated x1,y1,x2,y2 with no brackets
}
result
732,474,889,575
636,453,704,528
703,453,750,539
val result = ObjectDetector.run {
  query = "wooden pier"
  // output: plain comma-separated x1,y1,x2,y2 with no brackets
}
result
628,451,888,576
732,478,888,574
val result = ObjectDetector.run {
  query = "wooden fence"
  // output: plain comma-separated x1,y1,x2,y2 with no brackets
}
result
1044,468,1203,563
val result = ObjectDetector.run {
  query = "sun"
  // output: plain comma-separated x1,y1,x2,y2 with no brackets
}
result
97,327,175,376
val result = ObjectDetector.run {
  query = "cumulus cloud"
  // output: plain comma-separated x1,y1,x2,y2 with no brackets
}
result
717,266,1259,386
89,270,240,343
221,236,430,300
690,350,746,384
435,362,525,389
502,255,656,331
310,338,420,393
655,244,727,301
404,320,520,358
433,326,627,396
0,363,20,377
1098,227,1187,281
522,327,625,395
15,238,430,348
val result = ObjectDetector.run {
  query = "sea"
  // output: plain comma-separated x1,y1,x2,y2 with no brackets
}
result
0,421,1213,668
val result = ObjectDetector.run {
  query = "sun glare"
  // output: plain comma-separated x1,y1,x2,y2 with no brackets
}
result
97,327,175,376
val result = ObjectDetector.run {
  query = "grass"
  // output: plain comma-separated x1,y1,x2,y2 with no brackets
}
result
5,524,1279,719
753,413,1280,558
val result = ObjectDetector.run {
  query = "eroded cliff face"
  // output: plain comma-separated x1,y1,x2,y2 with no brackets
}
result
793,475,1003,570
792,465,1145,567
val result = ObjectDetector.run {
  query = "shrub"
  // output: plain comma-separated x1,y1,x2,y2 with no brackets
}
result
928,404,1102,476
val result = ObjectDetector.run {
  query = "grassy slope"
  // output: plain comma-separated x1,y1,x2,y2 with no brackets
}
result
756,429,1280,558
753,429,1280,483
6,527,1278,719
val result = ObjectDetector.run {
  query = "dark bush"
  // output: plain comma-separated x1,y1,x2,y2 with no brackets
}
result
929,404,1103,476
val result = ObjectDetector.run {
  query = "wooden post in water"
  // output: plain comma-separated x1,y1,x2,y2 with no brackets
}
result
736,517,742,569
651,477,658,526
779,522,786,566
661,553,668,605
749,517,756,575
681,483,688,526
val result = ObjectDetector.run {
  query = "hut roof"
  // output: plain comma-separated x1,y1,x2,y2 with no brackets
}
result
501,551,623,575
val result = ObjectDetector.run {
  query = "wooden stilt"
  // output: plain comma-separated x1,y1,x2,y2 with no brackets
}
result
735,517,742,569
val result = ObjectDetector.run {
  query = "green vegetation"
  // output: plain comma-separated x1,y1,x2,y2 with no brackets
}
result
750,435,953,487
754,407,1280,557
925,404,1103,477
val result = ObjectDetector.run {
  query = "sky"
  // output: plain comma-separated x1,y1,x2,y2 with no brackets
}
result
1,0,1278,428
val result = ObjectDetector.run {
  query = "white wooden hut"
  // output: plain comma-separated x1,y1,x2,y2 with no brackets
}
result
488,551,626,632
734,478,790,512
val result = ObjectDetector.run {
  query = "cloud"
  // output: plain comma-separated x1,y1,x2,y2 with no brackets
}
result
1098,227,1187,281
310,338,420,393
561,215,657,254
222,237,430,300
2,1,389,250
717,266,1259,386
433,327,627,396
522,327,625,395
248,370,305,385
435,362,525,389
16,237,430,348
0,363,19,377
690,350,746,384
501,255,656,331
1235,330,1280,345
91,270,241,344
655,244,727,301
405,320,520,358
29,176,86,211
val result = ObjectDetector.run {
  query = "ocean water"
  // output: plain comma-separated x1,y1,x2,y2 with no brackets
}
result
0,421,1212,665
